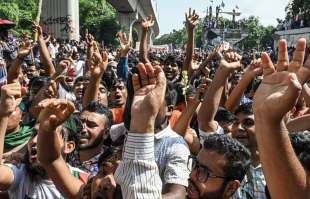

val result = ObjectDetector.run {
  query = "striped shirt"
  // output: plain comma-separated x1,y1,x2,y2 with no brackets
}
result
115,133,162,199
231,164,267,199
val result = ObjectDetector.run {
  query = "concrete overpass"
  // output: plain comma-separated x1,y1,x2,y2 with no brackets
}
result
107,0,160,42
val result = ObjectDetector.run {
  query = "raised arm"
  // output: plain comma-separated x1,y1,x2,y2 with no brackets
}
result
115,63,166,198
198,52,241,133
37,98,84,199
82,51,108,108
85,33,95,74
0,83,21,190
7,44,32,83
139,16,154,64
183,8,199,78
173,78,210,155
116,32,130,81
33,24,56,77
225,60,262,112
253,39,310,199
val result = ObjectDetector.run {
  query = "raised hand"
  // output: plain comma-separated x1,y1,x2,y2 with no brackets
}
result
89,51,109,78
0,83,21,117
130,63,166,133
220,51,242,71
141,16,155,30
117,32,131,57
194,77,212,102
245,58,263,77
185,8,199,31
85,33,95,47
32,23,43,37
200,45,224,69
38,99,75,132
253,38,310,123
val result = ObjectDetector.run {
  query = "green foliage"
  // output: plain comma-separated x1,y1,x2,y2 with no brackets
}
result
286,0,310,27
79,0,120,45
155,15,275,50
0,0,37,36
154,28,187,48
0,2,20,23
0,0,120,43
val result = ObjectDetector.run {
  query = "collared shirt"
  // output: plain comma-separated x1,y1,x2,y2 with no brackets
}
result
115,133,162,199
79,147,107,176
114,126,191,198
231,164,267,199
110,123,190,187
154,125,190,187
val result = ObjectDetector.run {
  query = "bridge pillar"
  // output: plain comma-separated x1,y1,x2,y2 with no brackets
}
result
118,12,139,33
41,0,80,40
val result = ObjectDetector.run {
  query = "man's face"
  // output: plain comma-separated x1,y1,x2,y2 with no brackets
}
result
188,149,228,199
163,62,179,81
79,111,108,150
26,65,39,79
231,113,256,148
63,67,77,89
109,82,127,108
74,80,89,99
27,124,40,166
27,125,67,166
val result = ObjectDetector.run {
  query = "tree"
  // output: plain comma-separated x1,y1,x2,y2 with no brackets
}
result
0,2,20,23
0,0,120,44
285,0,310,27
155,15,275,50
79,0,120,45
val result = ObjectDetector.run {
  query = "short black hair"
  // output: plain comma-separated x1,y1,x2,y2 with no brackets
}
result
61,115,82,166
235,103,253,116
29,76,52,92
74,76,89,86
215,107,238,124
83,101,113,129
203,134,251,182
290,132,310,171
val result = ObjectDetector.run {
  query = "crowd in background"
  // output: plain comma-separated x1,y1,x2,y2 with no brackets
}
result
0,8,309,199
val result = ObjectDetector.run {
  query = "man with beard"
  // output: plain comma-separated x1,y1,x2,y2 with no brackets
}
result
78,101,113,176
0,83,88,199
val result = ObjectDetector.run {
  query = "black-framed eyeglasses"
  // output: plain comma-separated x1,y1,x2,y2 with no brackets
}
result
187,155,228,183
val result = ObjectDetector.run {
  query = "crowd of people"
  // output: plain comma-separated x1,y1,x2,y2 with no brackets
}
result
0,7,309,199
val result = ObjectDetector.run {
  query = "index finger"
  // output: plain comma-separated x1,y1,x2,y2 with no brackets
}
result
276,39,289,72
289,38,306,73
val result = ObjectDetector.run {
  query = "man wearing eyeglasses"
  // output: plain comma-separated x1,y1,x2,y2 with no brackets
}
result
187,134,251,199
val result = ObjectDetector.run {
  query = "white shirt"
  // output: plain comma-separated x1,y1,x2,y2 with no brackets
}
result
48,43,56,59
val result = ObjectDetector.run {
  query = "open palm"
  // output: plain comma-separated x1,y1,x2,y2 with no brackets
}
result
253,38,310,122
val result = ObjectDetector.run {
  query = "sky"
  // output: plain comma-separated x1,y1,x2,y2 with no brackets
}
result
155,0,291,36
